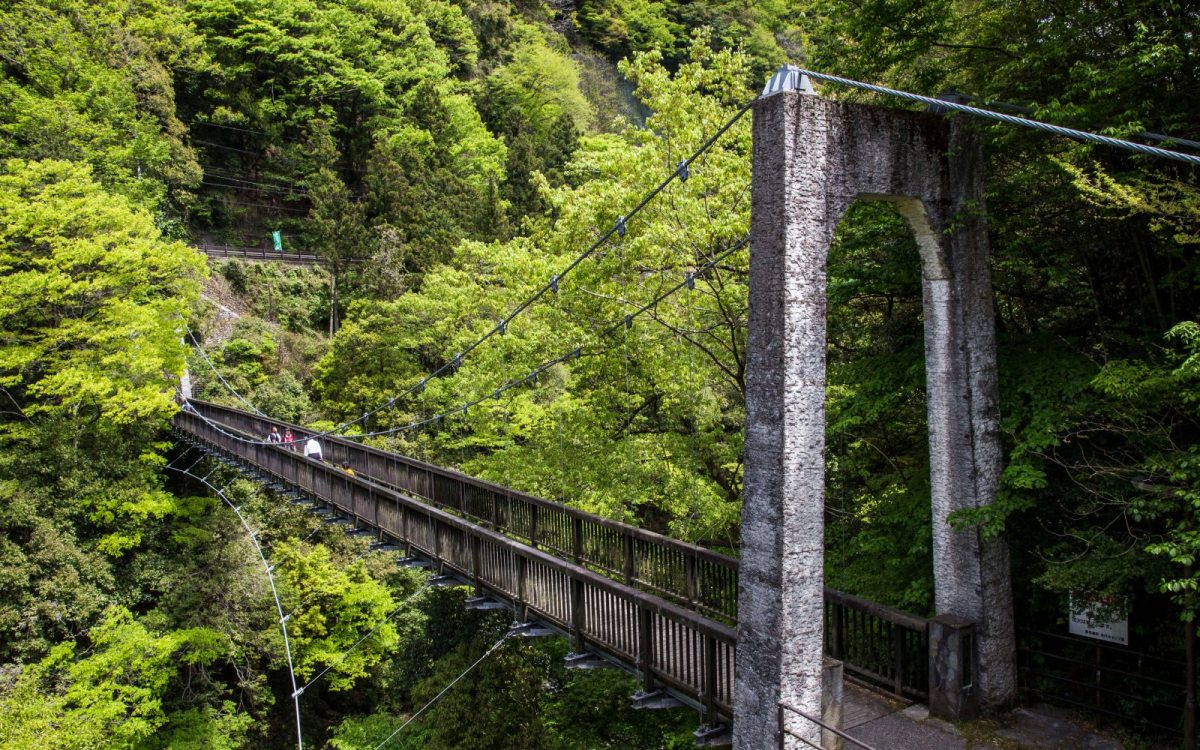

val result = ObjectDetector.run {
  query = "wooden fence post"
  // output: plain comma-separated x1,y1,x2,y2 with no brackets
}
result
638,605,654,691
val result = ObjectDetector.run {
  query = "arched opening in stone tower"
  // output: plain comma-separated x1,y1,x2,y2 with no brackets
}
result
823,198,935,616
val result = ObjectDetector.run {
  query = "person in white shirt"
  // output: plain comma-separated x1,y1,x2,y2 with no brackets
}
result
303,437,323,462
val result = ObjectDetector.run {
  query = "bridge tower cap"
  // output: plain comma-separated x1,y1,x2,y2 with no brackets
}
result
761,64,815,98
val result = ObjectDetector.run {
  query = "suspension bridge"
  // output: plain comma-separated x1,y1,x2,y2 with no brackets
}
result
173,399,947,729
173,66,1199,750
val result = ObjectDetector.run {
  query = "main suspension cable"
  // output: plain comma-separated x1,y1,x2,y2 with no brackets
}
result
787,66,1200,167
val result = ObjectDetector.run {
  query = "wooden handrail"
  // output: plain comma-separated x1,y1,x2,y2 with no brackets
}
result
188,399,741,622
190,400,740,565
174,411,737,718
824,587,928,632
180,400,940,704
192,243,359,265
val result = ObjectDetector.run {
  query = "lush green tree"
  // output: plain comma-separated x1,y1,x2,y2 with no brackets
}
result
0,607,243,750
0,159,203,433
487,35,594,135
274,542,417,691
0,0,204,217
316,37,752,544
0,159,204,557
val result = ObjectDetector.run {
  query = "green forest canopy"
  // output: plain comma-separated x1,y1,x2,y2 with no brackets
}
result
0,0,1197,747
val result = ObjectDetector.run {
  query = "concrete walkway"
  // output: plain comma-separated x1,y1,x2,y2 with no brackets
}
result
840,682,1126,750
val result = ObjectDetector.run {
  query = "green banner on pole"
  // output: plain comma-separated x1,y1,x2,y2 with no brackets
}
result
271,230,283,252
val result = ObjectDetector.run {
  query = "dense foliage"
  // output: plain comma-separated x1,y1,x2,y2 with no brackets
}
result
1,0,1196,746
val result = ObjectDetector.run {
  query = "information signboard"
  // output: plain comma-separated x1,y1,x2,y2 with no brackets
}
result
1068,594,1128,646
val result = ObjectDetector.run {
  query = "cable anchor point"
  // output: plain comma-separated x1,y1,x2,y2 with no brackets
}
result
761,64,816,98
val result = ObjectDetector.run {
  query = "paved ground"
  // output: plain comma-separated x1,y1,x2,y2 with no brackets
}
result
839,682,1125,750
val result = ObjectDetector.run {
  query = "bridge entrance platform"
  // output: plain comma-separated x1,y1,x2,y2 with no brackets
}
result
841,680,1123,749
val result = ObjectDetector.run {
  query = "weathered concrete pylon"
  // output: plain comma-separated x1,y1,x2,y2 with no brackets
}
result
734,74,1016,748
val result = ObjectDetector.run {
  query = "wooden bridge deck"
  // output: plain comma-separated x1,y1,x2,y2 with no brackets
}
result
175,405,737,722
174,400,941,731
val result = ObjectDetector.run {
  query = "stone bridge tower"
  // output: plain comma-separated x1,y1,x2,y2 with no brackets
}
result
734,70,1017,748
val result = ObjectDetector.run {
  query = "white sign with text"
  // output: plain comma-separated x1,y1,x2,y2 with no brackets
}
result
1068,595,1128,646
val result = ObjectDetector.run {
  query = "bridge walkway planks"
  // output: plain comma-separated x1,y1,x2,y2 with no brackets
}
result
187,400,741,625
173,408,737,724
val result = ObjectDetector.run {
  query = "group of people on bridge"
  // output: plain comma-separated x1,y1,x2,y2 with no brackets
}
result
266,424,355,476
266,425,322,460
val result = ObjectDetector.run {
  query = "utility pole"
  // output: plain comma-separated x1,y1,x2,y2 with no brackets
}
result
329,264,338,336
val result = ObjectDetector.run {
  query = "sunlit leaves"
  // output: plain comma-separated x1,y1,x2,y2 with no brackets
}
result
0,159,203,433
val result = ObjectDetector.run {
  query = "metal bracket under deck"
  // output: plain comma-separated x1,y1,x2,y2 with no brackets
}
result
465,596,509,612
564,651,618,670
692,723,731,747
508,621,557,638
632,689,686,710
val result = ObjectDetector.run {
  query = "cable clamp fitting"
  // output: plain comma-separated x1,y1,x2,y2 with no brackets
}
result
685,271,695,289
677,160,690,182
616,216,627,238
550,275,559,293
624,315,634,329
497,319,506,335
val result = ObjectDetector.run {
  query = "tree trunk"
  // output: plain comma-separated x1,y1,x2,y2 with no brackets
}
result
1186,564,1196,750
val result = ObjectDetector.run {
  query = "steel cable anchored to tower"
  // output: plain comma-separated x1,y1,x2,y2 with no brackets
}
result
770,65,1200,167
